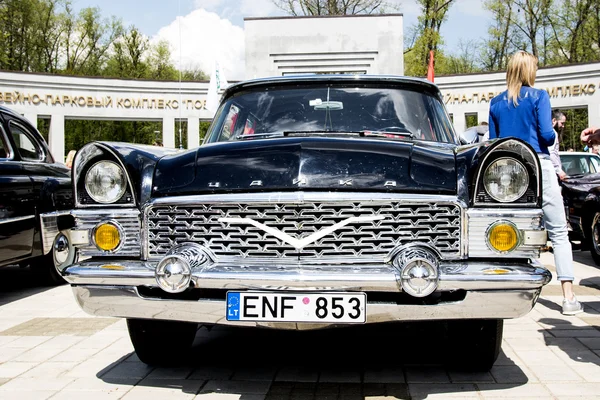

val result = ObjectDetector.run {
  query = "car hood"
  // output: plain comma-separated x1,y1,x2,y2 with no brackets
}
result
152,137,457,197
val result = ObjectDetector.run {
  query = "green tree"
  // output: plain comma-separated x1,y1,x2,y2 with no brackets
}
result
147,40,178,80
404,0,456,77
273,0,392,15
104,26,149,78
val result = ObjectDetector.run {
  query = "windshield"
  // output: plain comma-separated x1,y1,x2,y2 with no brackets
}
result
561,154,600,176
205,84,457,144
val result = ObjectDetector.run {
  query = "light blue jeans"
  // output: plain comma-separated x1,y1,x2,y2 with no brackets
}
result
540,158,574,281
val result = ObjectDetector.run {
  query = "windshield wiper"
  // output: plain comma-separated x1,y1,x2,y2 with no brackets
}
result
234,130,414,141
360,130,414,139
235,132,284,140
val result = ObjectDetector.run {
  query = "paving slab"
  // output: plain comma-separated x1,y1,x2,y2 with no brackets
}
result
0,250,599,399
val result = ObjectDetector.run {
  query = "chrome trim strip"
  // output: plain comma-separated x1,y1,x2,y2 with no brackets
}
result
72,285,542,327
68,209,141,257
73,142,136,208
62,259,551,291
40,211,70,255
467,208,545,258
473,139,541,207
0,124,15,160
8,120,46,162
0,215,35,225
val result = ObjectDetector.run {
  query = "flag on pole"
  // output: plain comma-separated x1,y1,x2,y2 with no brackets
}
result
206,60,229,112
427,50,435,83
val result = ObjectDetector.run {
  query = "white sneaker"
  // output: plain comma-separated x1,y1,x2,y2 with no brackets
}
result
562,296,584,315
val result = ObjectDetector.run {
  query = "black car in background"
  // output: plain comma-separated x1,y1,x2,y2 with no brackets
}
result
0,105,72,283
559,151,600,265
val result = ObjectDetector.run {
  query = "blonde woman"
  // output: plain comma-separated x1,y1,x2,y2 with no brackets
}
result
488,50,583,315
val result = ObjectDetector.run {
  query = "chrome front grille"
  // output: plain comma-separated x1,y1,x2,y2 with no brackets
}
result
145,194,463,263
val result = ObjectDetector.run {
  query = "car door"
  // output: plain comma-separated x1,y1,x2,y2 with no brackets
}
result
0,118,36,266
4,117,70,256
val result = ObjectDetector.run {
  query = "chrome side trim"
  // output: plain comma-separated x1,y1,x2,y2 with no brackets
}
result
40,211,70,255
73,285,542,327
68,209,141,257
473,139,541,207
62,259,551,292
0,124,15,160
0,215,35,225
467,208,545,258
73,142,136,208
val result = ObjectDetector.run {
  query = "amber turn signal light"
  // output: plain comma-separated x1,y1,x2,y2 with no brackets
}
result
487,222,519,253
94,222,121,252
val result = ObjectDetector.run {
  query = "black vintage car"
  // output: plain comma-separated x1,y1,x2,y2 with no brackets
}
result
559,151,600,264
51,75,551,371
0,105,72,283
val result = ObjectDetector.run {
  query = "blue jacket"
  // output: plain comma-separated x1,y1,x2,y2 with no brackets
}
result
488,86,555,155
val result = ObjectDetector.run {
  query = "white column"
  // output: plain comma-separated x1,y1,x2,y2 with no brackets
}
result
49,114,65,163
187,117,200,149
24,113,38,129
477,110,489,125
453,111,466,134
589,104,600,130
162,117,175,148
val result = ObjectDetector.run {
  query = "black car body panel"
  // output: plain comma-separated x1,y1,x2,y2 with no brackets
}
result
152,137,458,197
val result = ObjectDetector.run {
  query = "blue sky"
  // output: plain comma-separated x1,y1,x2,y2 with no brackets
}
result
71,0,491,79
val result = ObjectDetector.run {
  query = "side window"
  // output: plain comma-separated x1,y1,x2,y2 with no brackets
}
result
0,128,10,159
9,122,43,161
591,157,600,173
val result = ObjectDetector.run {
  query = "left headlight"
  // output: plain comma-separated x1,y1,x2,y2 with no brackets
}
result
483,158,529,202
85,160,127,204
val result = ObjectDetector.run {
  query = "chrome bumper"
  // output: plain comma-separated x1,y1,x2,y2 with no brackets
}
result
73,285,542,329
65,259,551,327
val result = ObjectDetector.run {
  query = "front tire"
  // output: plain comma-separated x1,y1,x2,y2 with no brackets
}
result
127,319,198,366
30,253,66,285
445,319,503,372
587,212,600,266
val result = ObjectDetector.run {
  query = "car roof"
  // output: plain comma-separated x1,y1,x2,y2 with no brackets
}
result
0,105,25,119
222,74,441,99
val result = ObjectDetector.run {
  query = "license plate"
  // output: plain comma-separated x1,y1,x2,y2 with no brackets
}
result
226,291,366,323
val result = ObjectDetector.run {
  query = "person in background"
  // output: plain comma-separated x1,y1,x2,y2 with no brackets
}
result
65,150,76,169
581,128,600,155
152,139,163,147
477,121,489,142
550,110,567,180
488,50,583,315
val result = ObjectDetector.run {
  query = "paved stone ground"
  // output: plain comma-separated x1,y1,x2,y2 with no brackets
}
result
0,249,599,399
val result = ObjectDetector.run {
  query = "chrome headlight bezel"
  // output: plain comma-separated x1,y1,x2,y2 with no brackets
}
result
84,160,127,204
473,138,540,207
483,157,529,203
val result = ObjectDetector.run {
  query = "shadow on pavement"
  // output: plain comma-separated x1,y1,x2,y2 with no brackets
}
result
0,264,60,306
98,321,527,399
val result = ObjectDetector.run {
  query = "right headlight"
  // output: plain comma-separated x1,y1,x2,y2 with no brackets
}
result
85,160,127,204
483,158,529,202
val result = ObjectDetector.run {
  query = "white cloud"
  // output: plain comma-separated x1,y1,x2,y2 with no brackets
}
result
153,9,245,80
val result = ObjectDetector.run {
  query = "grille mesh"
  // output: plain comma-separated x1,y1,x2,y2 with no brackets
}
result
146,201,462,262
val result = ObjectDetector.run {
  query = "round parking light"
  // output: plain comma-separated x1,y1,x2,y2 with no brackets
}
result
94,222,122,252
486,221,520,253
